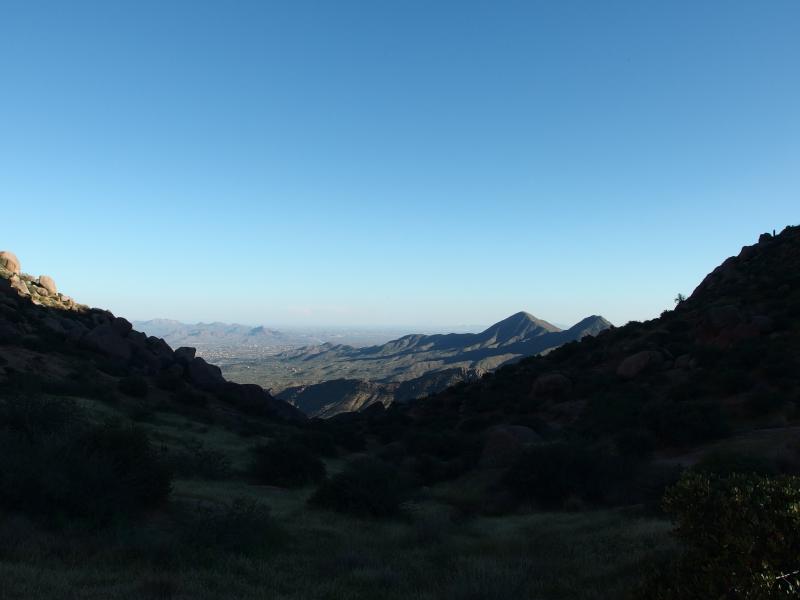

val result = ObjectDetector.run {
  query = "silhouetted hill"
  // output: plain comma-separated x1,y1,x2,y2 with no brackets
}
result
0,257,303,422
389,226,800,453
278,367,482,417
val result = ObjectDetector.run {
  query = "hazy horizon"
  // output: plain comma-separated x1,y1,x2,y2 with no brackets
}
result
2,1,798,327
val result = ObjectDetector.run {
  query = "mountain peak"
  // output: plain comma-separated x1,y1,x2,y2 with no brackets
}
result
481,311,561,339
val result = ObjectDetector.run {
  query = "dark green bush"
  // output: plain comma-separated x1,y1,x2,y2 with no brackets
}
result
250,439,325,488
326,425,366,452
693,451,777,477
0,395,79,440
503,442,632,508
0,401,172,521
290,430,338,457
745,389,785,416
177,497,277,555
155,369,185,392
579,390,645,435
615,429,656,459
309,458,404,517
118,375,148,398
636,472,800,598
173,389,208,407
165,440,232,479
643,399,729,446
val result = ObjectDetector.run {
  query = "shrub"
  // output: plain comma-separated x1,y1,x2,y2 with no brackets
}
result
309,458,404,517
0,410,172,521
643,399,729,446
250,439,325,487
291,430,338,457
177,497,277,554
636,472,800,598
173,388,208,408
118,375,148,398
165,440,232,479
692,451,777,477
0,395,79,440
745,389,785,416
615,429,656,460
503,442,631,508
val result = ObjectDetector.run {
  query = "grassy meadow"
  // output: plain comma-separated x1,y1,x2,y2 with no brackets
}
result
0,395,674,600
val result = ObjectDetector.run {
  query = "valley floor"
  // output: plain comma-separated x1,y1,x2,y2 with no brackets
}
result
0,472,672,600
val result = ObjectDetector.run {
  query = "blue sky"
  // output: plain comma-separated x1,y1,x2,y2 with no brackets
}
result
1,1,798,328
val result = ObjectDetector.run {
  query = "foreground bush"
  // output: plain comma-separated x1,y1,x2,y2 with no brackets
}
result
250,439,326,487
309,457,403,517
503,442,633,508
118,375,149,398
177,497,278,555
0,398,172,521
637,472,800,598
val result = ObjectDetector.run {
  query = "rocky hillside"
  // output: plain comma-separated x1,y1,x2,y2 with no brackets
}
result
391,226,800,461
300,226,800,517
0,251,302,422
278,367,482,418
276,312,611,385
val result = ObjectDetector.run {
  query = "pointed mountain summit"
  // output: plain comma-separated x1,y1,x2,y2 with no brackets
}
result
474,311,561,347
272,311,612,417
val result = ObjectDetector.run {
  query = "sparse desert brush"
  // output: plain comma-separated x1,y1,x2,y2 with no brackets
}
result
309,457,404,517
250,438,326,487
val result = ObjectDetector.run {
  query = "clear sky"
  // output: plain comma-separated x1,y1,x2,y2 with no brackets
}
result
1,1,798,329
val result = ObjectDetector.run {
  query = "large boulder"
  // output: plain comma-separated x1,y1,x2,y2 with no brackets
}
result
174,346,197,364
38,275,57,295
111,316,133,336
0,251,20,275
82,323,132,361
9,276,29,297
532,373,573,397
187,356,224,389
617,350,663,379
480,425,542,468
707,304,742,330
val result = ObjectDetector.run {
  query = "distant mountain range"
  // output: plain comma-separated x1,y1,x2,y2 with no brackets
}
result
133,319,295,348
131,319,412,352
274,312,612,417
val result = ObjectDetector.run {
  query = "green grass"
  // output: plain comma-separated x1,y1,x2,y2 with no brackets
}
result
0,393,675,600
0,483,673,600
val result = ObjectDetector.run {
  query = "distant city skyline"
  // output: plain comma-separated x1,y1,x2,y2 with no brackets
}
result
2,1,798,327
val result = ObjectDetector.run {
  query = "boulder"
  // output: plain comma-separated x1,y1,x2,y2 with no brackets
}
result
111,317,132,336
9,276,29,297
480,425,541,468
0,251,20,274
617,350,663,379
33,285,49,297
38,275,57,295
187,356,224,389
82,323,132,360
532,373,572,397
707,305,742,329
147,336,174,361
751,315,774,334
174,346,197,364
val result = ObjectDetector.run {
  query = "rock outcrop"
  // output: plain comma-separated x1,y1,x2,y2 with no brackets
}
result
38,275,57,295
0,251,20,275
0,252,303,423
